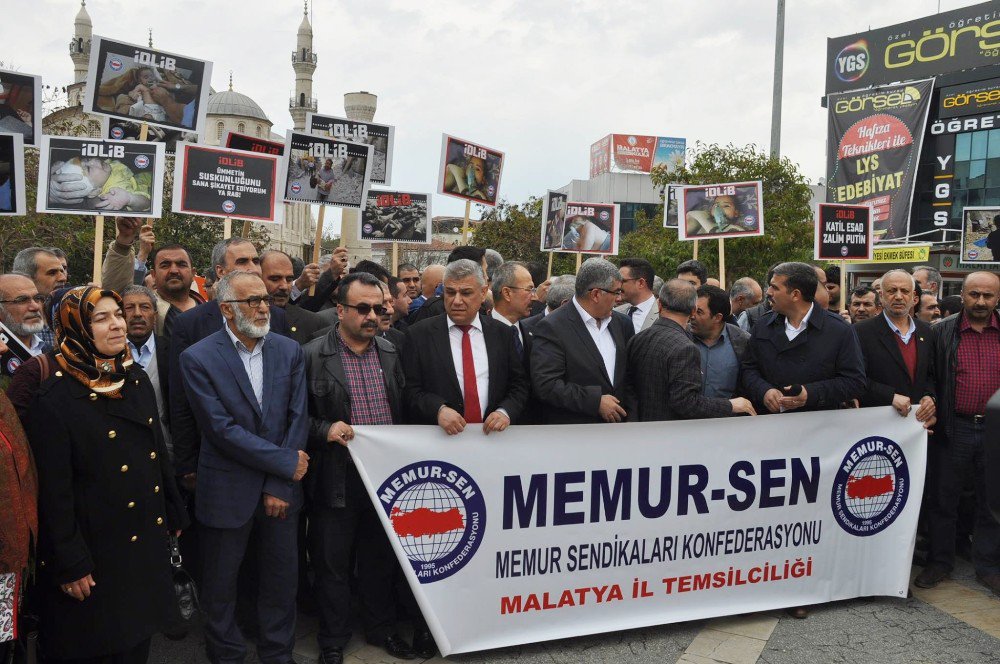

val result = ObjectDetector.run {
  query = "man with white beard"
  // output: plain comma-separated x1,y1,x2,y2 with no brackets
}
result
0,273,48,357
180,270,309,664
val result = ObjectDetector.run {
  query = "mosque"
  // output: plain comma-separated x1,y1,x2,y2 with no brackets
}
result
42,1,337,259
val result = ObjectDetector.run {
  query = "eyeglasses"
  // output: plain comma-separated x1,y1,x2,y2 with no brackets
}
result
0,295,46,306
342,302,388,317
505,286,536,294
223,296,274,308
591,287,624,296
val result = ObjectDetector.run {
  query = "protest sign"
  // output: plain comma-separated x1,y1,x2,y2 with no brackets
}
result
36,136,165,217
678,181,764,241
663,185,682,229
350,408,924,656
103,116,196,155
0,132,26,216
225,131,284,156
84,35,212,134
0,322,32,378
172,142,281,223
360,191,430,243
307,113,394,185
558,202,619,255
281,130,372,210
815,203,872,261
439,134,504,206
0,69,41,146
960,206,1000,265
540,190,568,251
826,79,934,242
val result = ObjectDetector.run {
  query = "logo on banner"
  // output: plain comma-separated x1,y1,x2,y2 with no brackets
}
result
834,39,868,83
841,246,849,256
110,126,125,139
377,461,486,583
599,209,610,222
831,436,909,537
290,182,301,194
363,223,373,233
222,200,236,214
134,154,149,169
6,358,20,375
109,57,124,72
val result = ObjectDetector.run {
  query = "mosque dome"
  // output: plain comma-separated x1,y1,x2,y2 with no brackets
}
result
206,89,270,122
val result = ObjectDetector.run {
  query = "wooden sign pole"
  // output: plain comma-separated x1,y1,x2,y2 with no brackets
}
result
223,217,232,239
310,206,325,296
840,259,847,312
547,251,554,279
575,252,583,272
241,220,251,238
92,121,151,285
718,238,726,288
693,239,699,261
391,241,399,276
460,199,472,245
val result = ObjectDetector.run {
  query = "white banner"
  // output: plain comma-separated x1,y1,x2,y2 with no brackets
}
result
349,408,925,656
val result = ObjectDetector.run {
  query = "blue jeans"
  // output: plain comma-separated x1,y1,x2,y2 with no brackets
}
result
928,418,1000,575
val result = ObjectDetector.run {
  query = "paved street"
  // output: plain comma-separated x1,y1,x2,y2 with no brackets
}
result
149,557,1000,664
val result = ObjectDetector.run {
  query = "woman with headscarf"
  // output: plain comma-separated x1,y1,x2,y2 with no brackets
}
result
27,287,187,664
0,338,37,661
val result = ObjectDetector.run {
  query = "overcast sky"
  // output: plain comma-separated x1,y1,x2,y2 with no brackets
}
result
7,0,979,230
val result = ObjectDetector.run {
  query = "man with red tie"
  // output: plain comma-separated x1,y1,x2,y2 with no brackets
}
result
403,259,529,433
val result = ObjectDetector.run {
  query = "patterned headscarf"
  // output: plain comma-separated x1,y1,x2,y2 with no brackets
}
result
54,287,133,399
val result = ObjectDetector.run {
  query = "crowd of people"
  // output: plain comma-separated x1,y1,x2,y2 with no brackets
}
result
0,219,998,664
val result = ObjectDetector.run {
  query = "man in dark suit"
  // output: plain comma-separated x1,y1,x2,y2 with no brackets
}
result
302,272,431,663
261,249,332,345
530,258,634,424
627,280,756,421
180,271,309,664
404,259,528,434
855,270,936,424
121,285,172,449
742,262,866,416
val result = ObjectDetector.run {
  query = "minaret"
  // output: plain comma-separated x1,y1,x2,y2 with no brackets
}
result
340,92,378,264
67,0,92,107
289,1,317,131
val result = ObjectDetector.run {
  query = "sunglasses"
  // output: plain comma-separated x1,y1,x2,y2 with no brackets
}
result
342,302,389,317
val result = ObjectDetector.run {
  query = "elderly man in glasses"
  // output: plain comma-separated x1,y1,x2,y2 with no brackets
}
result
0,273,48,358
300,272,432,662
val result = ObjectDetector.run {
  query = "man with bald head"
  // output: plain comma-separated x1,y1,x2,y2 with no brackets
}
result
408,264,444,317
0,273,47,362
730,277,762,330
919,271,1000,594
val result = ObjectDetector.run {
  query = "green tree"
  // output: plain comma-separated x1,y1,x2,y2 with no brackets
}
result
471,197,578,276
634,142,814,284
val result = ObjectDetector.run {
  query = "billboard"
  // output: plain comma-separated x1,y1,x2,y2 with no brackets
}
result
825,2,1000,95
826,79,934,243
589,134,686,177
678,181,764,241
960,206,1000,264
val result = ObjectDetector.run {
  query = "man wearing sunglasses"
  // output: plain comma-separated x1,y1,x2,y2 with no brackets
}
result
0,274,47,358
404,259,529,437
530,257,634,424
302,272,431,662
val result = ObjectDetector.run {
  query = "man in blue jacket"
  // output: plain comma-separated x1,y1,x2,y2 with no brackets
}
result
181,270,309,664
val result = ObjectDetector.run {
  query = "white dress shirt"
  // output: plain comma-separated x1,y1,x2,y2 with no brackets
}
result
224,323,265,409
490,308,522,345
784,303,815,342
447,315,489,419
572,297,617,380
27,334,44,358
627,294,657,334
127,334,156,371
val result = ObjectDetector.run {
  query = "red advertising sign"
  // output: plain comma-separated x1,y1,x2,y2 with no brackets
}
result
610,134,656,172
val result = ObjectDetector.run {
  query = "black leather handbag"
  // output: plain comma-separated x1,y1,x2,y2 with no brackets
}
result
162,535,200,641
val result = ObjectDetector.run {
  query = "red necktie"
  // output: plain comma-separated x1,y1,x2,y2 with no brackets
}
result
458,325,482,423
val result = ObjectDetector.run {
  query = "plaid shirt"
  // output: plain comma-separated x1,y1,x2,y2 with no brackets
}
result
954,311,1000,415
337,331,393,425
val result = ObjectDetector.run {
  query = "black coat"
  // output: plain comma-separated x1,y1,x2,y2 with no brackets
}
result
855,314,935,407
403,313,529,425
302,330,404,509
285,303,333,345
168,300,290,476
741,306,867,412
529,301,634,424
27,366,187,660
